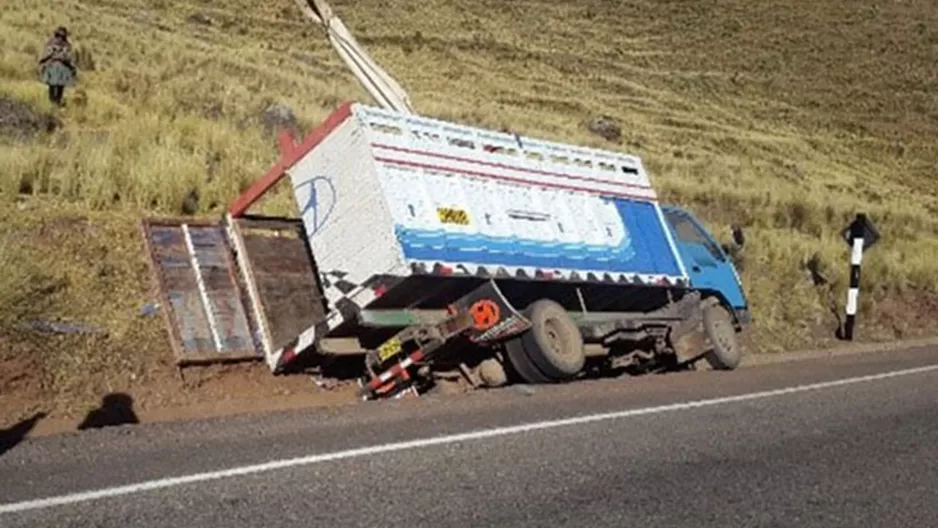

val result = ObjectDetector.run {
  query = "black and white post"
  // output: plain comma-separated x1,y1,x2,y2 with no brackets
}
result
843,234,864,340
840,213,879,341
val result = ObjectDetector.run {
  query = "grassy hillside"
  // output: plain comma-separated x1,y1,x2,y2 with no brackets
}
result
1,0,937,420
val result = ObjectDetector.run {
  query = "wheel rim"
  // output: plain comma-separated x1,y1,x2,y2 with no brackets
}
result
707,308,738,364
713,318,734,352
543,318,570,357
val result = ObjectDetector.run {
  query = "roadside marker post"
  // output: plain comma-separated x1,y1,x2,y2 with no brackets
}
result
839,213,880,341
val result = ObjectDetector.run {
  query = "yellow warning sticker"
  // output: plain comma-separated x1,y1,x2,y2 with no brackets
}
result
436,207,470,225
376,337,402,362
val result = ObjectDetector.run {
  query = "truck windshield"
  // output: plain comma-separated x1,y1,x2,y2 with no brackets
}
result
663,209,726,263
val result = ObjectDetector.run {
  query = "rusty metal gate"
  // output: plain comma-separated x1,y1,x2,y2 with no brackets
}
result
141,216,328,369
141,218,262,365
226,216,327,369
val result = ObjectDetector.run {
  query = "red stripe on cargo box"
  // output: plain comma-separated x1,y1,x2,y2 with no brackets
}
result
372,143,652,192
373,157,656,201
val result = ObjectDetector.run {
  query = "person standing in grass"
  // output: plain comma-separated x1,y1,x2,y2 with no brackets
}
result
37,26,77,107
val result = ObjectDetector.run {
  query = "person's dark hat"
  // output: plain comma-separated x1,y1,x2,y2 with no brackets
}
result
54,26,68,38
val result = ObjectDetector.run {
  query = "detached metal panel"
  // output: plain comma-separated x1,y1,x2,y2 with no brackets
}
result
225,216,327,371
141,219,261,365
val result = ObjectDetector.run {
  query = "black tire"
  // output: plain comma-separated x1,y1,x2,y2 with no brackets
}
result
515,299,586,381
505,336,553,384
702,301,741,370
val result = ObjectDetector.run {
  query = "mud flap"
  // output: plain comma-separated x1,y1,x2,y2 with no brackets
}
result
450,279,532,344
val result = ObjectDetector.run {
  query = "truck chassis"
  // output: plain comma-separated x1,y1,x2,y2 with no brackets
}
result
327,273,742,401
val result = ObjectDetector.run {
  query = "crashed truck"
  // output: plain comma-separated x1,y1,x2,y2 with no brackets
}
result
141,101,750,400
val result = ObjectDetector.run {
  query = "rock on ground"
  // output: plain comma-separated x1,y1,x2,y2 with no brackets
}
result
586,115,622,143
186,13,214,26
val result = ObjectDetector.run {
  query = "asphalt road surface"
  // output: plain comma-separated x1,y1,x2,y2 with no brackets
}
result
2,346,937,527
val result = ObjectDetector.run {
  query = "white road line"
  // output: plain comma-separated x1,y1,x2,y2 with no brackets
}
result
2,363,937,515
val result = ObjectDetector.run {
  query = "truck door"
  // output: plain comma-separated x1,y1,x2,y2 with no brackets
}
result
660,206,747,309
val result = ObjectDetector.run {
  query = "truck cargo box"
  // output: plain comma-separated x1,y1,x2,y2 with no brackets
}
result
227,102,692,371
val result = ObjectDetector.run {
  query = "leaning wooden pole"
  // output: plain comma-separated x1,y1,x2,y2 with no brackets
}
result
294,0,415,114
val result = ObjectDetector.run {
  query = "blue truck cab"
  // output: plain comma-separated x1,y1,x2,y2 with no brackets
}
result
660,205,750,327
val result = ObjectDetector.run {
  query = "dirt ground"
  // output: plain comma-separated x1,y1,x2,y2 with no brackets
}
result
0,344,363,438
0,199,364,436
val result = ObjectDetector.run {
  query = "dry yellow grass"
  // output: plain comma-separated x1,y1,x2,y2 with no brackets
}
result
1,0,937,417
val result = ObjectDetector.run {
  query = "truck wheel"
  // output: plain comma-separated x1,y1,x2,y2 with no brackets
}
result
508,299,586,382
505,337,552,384
702,301,741,370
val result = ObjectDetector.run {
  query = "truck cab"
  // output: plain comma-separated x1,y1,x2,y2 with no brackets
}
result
660,205,750,326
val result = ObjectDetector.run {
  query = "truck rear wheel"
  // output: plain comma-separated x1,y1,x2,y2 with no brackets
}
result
702,301,741,370
505,299,585,383
505,338,552,384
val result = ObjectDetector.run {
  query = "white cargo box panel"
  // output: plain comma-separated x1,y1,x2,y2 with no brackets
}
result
280,103,689,329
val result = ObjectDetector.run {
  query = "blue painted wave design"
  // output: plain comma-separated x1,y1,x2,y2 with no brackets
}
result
394,229,635,271
395,198,683,277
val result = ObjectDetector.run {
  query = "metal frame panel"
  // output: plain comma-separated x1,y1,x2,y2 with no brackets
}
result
225,215,277,369
140,217,261,365
225,215,327,372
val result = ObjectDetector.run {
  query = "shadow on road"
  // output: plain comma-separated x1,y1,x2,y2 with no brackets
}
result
77,393,140,430
0,412,47,457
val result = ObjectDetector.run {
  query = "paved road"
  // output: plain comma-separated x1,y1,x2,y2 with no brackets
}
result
1,346,937,527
